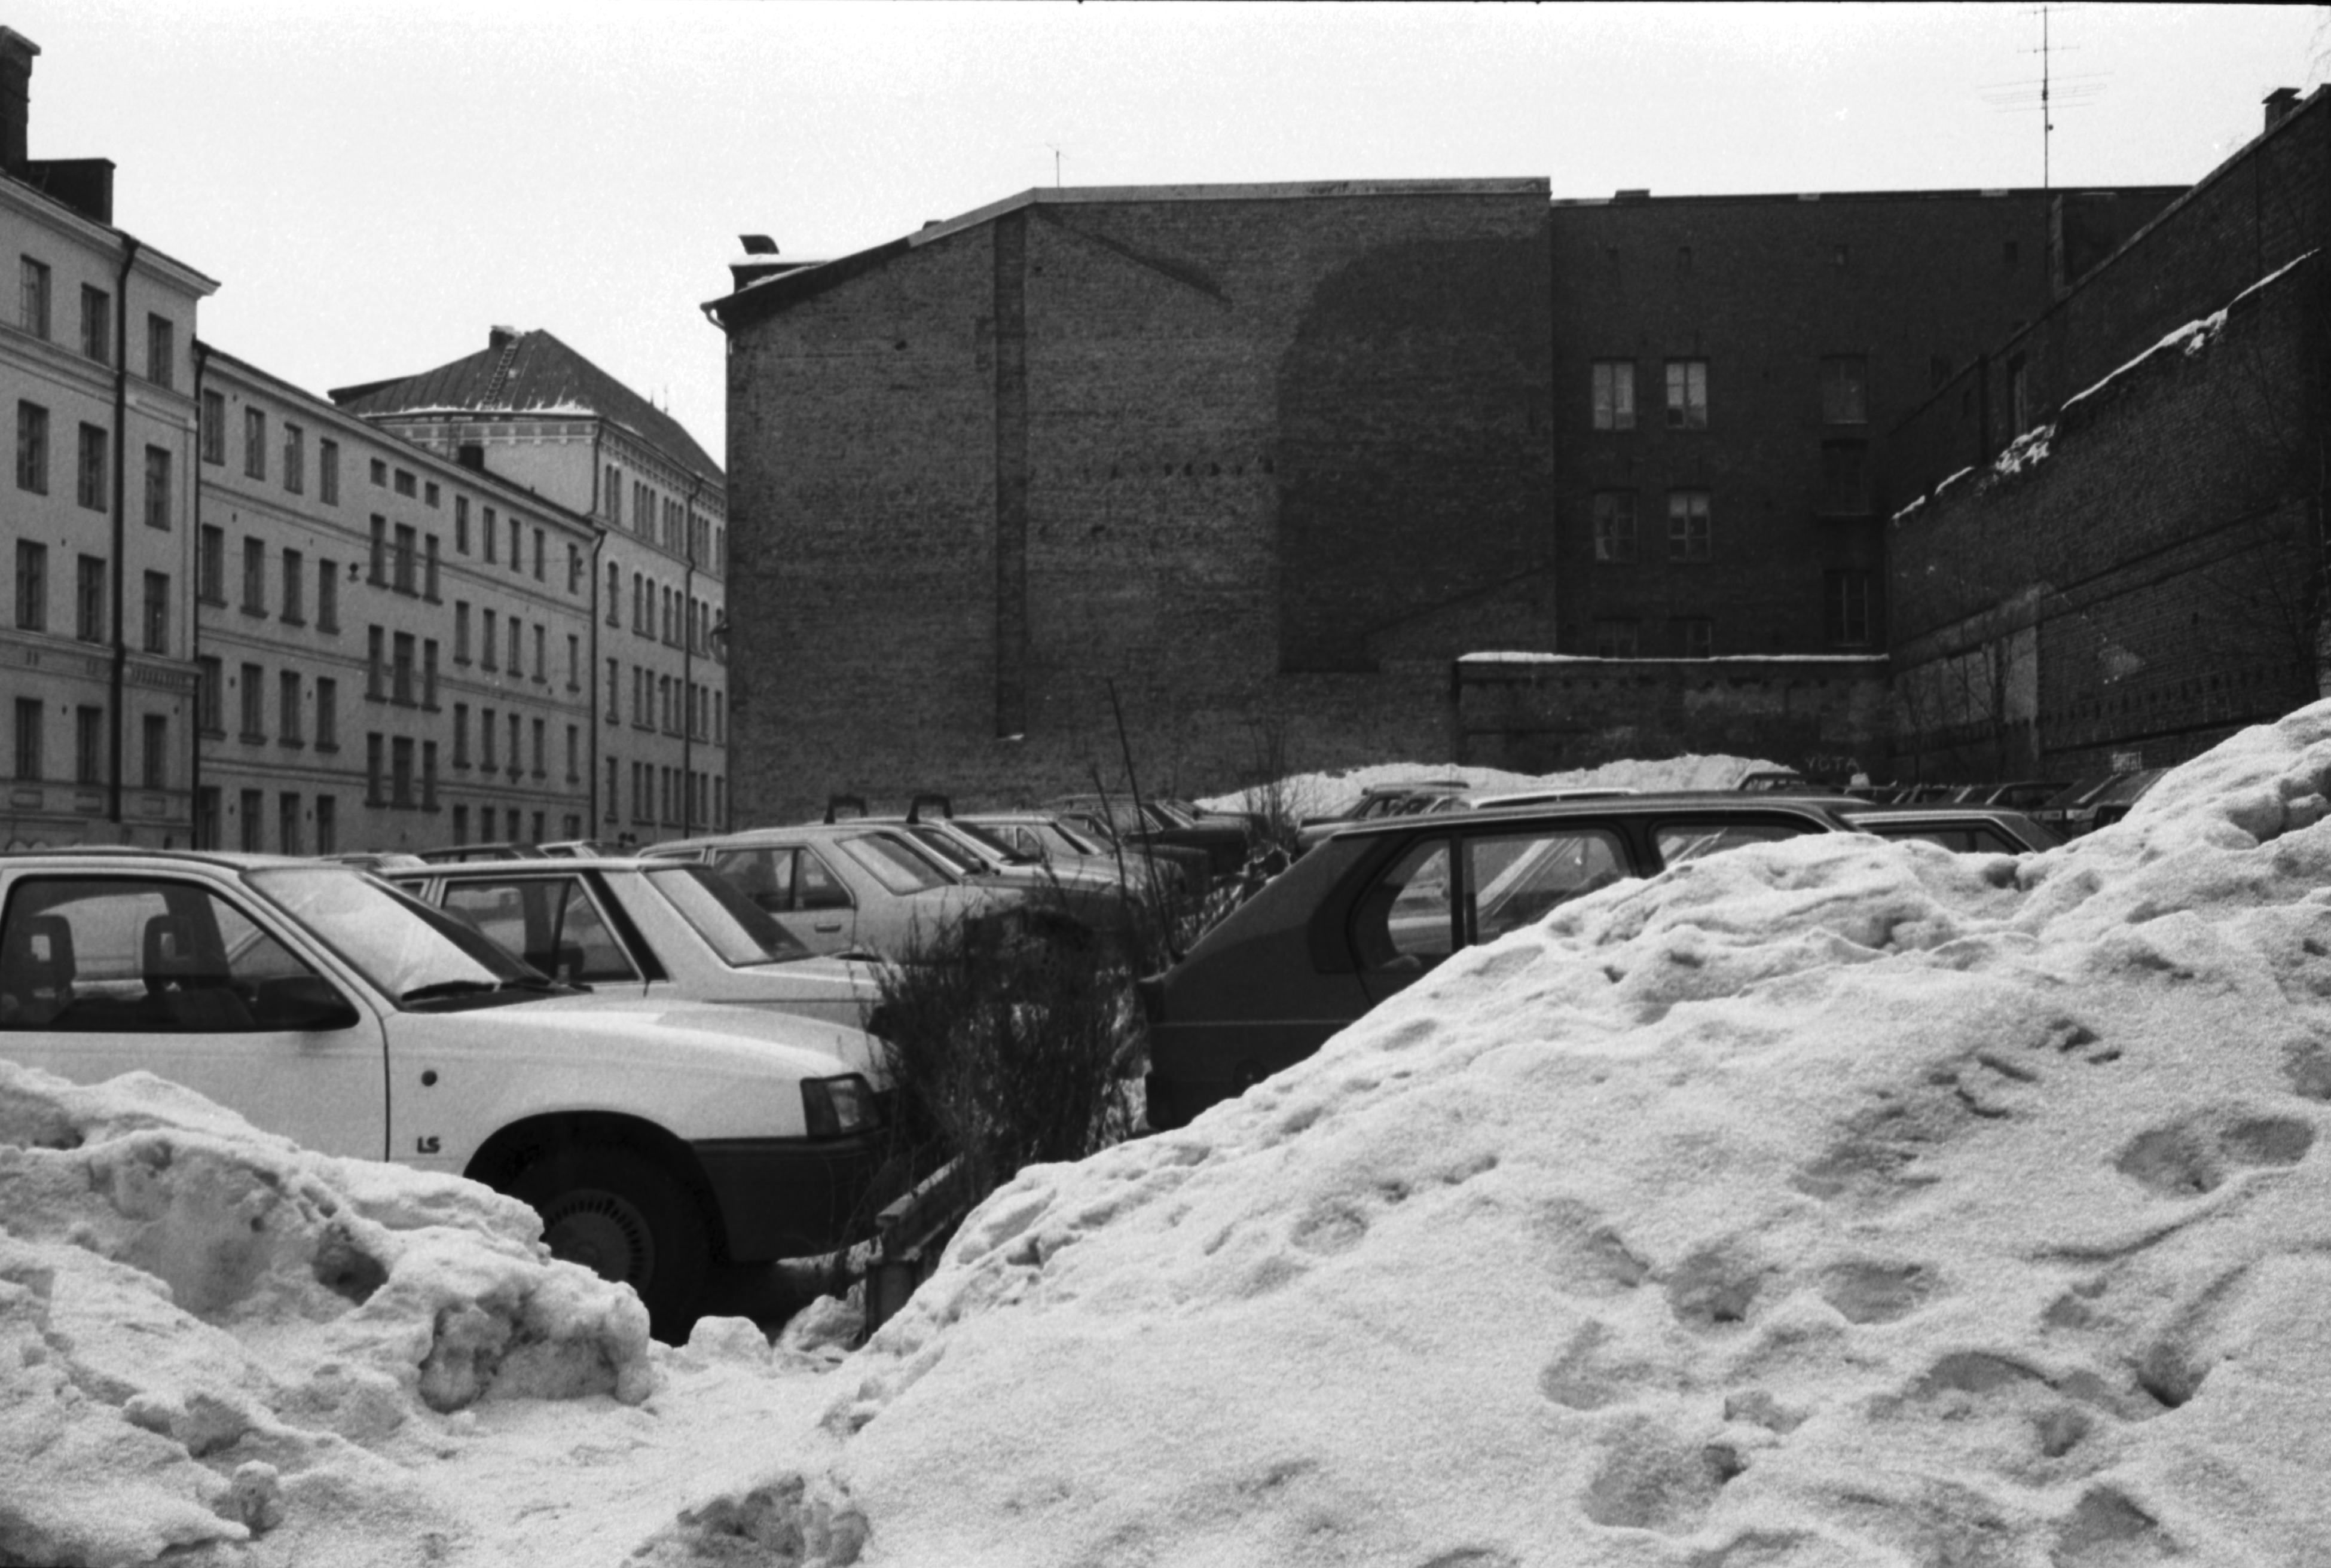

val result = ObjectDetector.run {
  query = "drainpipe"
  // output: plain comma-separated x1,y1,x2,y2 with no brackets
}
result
586,424,606,835
107,234,139,833
680,473,704,839
190,340,208,846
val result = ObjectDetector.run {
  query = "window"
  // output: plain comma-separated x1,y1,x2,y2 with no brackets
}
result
1825,570,1874,646
280,549,304,624
366,736,383,806
454,601,471,664
567,544,581,594
197,527,224,605
392,736,416,808
19,256,49,338
314,678,337,750
316,559,338,633
279,670,302,744
533,527,546,581
1665,360,1708,430
282,423,304,493
1590,360,1636,431
393,467,416,499
453,704,471,768
243,408,266,480
421,742,439,811
146,314,174,389
605,757,618,823
367,626,384,699
74,705,101,785
633,571,646,632
481,609,499,671
424,534,441,601
1592,619,1641,659
239,662,265,741
1667,491,1711,561
392,632,416,706
605,464,621,521
194,657,222,735
315,796,337,855
565,724,579,783
279,793,301,857
74,555,104,643
319,439,338,504
1673,618,1713,659
1819,439,1871,516
424,480,439,508
200,391,225,464
142,445,170,530
1591,491,1637,563
141,571,168,653
423,639,439,710
1820,356,1867,424
369,457,387,487
142,714,167,791
606,563,621,625
13,699,41,781
16,401,45,493
481,707,497,770
14,540,45,632
76,424,107,510
508,714,522,777
78,285,109,363
508,616,522,674
393,524,417,595
606,658,620,721
241,537,265,614
368,516,386,585
532,623,546,681
508,517,520,571
1349,838,1453,971
456,497,470,554
453,803,468,845
484,506,498,564
567,634,580,690
2008,352,2031,436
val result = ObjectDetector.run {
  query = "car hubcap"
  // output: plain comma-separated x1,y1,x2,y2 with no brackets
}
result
539,1190,655,1289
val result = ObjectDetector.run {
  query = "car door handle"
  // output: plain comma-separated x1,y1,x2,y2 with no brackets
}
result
814,920,843,933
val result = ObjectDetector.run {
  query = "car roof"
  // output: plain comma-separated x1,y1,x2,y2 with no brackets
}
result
1321,791,1852,840
0,847,335,871
385,855,677,875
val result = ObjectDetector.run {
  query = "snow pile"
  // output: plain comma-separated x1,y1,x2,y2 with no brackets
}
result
659,703,2331,1565
0,1064,658,1566
1199,753,1781,820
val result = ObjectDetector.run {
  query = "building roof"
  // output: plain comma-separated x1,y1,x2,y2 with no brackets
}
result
328,327,720,481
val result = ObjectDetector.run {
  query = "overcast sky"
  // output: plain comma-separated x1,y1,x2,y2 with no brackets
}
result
13,2,2324,470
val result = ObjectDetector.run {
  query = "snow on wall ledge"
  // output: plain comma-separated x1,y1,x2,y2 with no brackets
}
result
0,1068,656,1566
649,701,2331,1566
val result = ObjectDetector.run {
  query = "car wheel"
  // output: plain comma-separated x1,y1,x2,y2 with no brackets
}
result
509,1145,711,1342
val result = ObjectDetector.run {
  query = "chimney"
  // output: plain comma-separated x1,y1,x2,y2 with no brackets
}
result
0,28,39,178
729,233,818,291
488,324,520,350
2265,87,2301,133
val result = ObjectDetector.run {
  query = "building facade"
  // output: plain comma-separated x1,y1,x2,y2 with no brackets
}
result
0,26,218,849
194,350,603,854
330,329,729,839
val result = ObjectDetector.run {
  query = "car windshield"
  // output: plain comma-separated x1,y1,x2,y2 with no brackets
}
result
905,826,987,874
643,864,812,966
838,832,954,894
242,866,542,1006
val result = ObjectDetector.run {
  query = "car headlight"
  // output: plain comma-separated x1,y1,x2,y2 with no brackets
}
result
801,1074,878,1136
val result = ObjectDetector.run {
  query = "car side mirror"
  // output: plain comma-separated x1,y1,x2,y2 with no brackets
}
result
257,975,362,1032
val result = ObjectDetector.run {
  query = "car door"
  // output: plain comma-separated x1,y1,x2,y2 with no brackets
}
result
0,870,389,1159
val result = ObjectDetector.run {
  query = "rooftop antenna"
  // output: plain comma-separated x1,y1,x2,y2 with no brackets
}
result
1044,143,1065,189
1981,4,2108,191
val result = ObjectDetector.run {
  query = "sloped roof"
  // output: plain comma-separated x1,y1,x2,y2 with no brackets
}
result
328,328,720,480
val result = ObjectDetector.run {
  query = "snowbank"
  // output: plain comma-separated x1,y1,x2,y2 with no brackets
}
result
655,704,2331,1564
1198,753,1783,820
0,1064,658,1566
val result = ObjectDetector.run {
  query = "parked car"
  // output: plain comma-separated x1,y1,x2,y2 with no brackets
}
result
1831,803,2063,854
1294,780,1473,852
320,851,429,873
644,823,1041,959
0,849,885,1337
418,841,550,864
1046,794,1249,879
385,857,887,1064
1140,794,1871,1130
1045,803,1217,888
854,815,1141,943
536,839,610,858
958,811,1186,895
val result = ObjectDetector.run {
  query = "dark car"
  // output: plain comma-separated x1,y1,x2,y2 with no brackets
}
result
1139,794,1865,1130
1832,803,2062,854
1046,797,1232,883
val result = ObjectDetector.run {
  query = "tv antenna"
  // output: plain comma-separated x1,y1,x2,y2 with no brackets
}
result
1981,3,2109,190
1044,143,1066,189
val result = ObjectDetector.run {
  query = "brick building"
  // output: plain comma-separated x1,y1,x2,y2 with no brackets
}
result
1887,87,2329,781
709,172,2183,810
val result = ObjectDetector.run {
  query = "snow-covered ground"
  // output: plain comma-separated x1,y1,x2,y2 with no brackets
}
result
1197,753,1782,821
16,711,2331,1563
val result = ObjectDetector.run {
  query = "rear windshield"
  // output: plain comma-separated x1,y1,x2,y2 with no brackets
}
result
906,827,985,875
644,864,812,966
838,833,953,895
947,819,1035,864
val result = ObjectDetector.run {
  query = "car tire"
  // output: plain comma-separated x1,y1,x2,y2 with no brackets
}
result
508,1145,711,1342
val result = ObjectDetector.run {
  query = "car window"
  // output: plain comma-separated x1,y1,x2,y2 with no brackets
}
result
442,876,637,984
1653,821,1812,867
949,819,1034,864
714,846,797,913
908,827,985,874
1467,830,1627,945
0,876,337,1034
244,866,534,1004
1351,838,1455,973
646,865,812,965
839,834,951,895
796,848,854,910
1045,820,1102,856
1868,823,2020,855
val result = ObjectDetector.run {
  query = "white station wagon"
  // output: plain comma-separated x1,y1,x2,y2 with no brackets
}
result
0,849,885,1337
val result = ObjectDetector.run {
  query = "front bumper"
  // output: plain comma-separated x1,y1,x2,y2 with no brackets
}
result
693,1130,888,1261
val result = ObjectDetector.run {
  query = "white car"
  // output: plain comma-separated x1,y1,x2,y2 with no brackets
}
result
0,849,885,1337
384,857,887,1078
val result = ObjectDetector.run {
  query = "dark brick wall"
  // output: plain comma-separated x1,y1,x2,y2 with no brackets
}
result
1456,656,1890,777
1548,187,2177,661
725,186,1550,824
1888,253,2325,781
